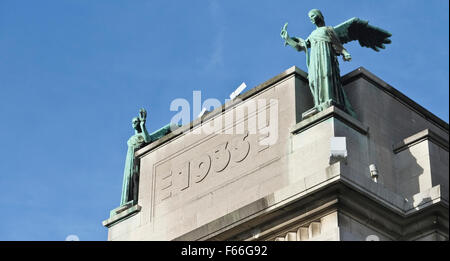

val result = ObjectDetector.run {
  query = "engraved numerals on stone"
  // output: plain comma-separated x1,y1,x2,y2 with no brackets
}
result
192,155,211,183
211,142,231,172
257,109,270,152
174,161,190,191
158,132,255,199
230,132,250,163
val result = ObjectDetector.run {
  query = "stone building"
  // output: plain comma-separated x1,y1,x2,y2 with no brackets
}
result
103,66,449,241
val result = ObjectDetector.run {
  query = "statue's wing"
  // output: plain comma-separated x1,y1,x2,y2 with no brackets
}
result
334,17,392,52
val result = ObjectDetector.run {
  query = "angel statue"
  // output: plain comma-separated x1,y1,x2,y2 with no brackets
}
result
120,108,151,207
280,9,392,118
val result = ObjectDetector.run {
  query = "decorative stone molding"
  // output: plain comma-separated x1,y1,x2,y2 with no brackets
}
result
393,129,449,153
273,221,322,241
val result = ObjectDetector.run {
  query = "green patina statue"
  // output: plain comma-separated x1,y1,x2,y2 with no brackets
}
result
280,9,392,117
120,108,179,208
120,108,151,206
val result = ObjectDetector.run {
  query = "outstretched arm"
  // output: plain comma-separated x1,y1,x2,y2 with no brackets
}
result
139,108,151,143
280,23,308,52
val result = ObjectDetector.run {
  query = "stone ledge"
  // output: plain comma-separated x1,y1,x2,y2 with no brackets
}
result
340,167,448,214
102,204,141,228
405,185,447,214
291,106,368,135
393,128,449,153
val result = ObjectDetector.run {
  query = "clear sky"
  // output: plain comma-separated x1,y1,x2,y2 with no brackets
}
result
0,0,448,241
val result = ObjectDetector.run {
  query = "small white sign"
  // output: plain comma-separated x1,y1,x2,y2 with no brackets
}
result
229,82,247,100
197,107,207,118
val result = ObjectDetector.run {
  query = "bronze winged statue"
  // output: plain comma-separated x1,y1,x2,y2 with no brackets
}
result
280,9,392,118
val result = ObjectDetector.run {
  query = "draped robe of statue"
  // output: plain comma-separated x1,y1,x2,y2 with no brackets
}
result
119,121,176,207
281,10,392,118
305,26,355,116
120,133,147,206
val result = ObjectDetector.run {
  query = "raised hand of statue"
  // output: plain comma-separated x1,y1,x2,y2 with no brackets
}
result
280,23,290,45
281,23,307,52
139,108,147,123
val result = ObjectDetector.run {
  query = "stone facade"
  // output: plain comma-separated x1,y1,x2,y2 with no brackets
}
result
103,66,449,241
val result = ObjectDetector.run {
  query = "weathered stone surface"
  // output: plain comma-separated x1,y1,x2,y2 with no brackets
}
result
104,66,448,241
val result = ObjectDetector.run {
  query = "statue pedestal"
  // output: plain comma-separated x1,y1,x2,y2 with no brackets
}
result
301,107,319,120
109,200,135,218
102,202,141,228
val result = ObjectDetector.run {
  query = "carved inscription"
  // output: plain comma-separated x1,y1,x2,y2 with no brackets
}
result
158,171,172,201
212,142,230,173
156,131,262,203
230,132,250,162
192,155,211,183
175,161,190,191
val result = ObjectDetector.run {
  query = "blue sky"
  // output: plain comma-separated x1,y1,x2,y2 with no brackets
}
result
0,0,448,241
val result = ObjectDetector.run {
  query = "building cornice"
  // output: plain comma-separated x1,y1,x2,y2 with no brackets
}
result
393,128,449,153
342,67,449,133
